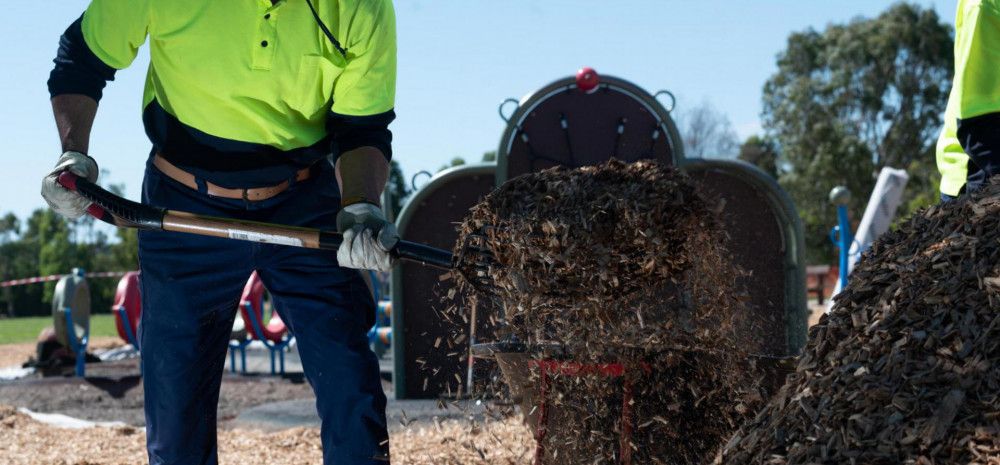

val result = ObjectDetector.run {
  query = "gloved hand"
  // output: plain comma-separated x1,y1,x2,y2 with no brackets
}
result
336,202,399,272
41,151,99,220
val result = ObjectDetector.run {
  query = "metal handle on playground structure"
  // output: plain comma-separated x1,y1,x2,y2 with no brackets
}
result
498,98,519,122
828,186,853,286
653,90,676,113
56,171,455,270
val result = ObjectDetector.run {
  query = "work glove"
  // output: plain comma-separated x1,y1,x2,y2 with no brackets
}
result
41,151,99,220
336,202,399,272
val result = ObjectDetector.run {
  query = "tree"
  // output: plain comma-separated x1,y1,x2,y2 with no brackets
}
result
679,99,739,159
0,213,20,317
0,174,146,317
762,3,952,263
30,209,76,305
438,157,466,172
0,213,18,242
482,151,497,163
738,135,780,179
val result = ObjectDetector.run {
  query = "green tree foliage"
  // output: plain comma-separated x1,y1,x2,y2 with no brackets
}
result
738,135,780,179
0,214,18,240
0,213,24,317
762,2,953,263
0,181,140,317
0,208,138,317
438,157,466,172
482,151,497,162
28,210,78,306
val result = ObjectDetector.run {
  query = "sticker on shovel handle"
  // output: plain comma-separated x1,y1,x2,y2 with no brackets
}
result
228,229,304,247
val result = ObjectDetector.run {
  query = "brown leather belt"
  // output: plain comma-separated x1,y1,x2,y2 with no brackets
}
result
152,154,311,202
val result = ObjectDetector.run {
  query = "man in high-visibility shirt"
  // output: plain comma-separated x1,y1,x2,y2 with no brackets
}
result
937,0,1000,200
41,1,397,463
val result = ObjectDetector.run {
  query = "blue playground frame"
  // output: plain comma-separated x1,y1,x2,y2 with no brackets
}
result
62,306,89,377
114,305,140,350
229,302,294,376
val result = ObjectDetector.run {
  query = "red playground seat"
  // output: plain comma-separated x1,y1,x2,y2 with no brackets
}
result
112,271,142,349
230,271,293,375
239,271,288,343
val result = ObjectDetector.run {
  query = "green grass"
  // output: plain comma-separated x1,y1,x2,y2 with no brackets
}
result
0,314,119,345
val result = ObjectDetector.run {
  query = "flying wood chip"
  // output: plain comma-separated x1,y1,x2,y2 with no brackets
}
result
450,160,779,464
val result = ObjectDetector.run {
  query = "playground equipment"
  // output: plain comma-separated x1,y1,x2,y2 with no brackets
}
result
112,271,142,349
230,271,293,375
229,270,390,373
828,167,910,302
829,186,853,288
368,300,392,357
392,165,498,398
111,270,249,359
391,68,807,401
364,269,392,358
51,268,90,377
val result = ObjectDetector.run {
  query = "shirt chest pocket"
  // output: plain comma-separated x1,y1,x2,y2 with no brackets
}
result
288,55,343,118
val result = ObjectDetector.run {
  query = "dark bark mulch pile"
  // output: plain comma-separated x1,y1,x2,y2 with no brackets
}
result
452,160,774,464
718,182,1000,465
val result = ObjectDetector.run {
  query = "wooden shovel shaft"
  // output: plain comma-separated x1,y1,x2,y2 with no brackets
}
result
163,210,323,248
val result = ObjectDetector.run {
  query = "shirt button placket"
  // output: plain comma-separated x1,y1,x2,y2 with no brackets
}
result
252,6,278,70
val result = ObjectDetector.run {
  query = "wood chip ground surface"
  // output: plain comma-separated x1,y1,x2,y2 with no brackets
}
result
0,405,534,465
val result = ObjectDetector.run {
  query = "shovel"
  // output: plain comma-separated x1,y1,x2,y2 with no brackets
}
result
57,171,498,291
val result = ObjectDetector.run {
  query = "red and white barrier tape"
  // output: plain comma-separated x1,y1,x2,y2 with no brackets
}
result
0,271,129,288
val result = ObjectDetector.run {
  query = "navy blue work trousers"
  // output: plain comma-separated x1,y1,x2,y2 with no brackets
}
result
137,157,389,464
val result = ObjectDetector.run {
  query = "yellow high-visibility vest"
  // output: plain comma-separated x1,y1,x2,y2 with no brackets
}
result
937,0,1000,196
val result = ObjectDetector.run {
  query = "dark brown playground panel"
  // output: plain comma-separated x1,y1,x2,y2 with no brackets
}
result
684,161,808,356
391,165,497,399
498,74,683,182
392,73,806,399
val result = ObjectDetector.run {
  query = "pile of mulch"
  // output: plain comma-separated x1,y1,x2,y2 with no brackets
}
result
718,182,1000,464
452,160,773,464
0,404,534,465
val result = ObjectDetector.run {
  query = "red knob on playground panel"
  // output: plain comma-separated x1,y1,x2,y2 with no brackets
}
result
576,67,600,94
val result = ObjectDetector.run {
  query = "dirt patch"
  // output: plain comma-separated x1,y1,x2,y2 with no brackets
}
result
0,359,315,426
0,404,533,465
0,342,40,368
718,182,1000,464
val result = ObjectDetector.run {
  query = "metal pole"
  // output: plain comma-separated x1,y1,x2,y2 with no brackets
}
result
829,186,852,287
836,204,851,285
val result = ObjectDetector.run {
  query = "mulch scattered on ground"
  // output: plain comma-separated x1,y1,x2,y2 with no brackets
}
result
0,404,533,465
718,182,1000,464
452,160,775,464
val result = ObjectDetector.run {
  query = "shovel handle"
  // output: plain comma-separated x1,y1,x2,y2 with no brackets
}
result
56,171,454,270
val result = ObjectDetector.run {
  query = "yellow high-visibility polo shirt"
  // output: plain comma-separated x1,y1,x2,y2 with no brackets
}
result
49,0,396,187
937,0,1000,196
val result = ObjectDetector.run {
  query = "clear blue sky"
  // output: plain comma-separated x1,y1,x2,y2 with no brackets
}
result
0,0,954,222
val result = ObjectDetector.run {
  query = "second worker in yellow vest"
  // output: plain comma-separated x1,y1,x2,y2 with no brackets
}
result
936,0,1000,199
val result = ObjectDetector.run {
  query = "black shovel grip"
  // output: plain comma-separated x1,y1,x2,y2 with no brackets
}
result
318,231,454,270
57,171,166,230
394,240,454,269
